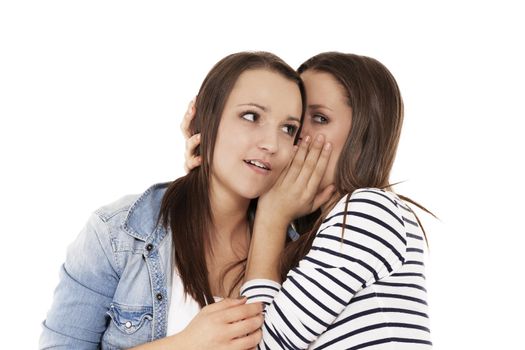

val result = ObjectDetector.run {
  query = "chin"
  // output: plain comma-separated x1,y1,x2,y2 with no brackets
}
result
235,184,269,200
239,189,264,200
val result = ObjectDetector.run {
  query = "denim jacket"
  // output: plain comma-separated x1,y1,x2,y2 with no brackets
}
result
40,183,173,349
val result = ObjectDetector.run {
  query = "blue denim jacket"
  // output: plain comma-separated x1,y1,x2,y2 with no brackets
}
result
40,183,173,349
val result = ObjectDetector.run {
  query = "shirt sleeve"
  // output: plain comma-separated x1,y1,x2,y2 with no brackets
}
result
240,188,408,349
39,213,120,349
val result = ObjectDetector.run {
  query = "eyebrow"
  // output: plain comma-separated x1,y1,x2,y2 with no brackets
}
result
308,104,333,111
238,103,301,124
286,116,301,124
237,103,268,112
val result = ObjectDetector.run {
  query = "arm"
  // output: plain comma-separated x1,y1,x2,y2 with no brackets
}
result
39,213,120,349
242,189,408,349
245,134,334,283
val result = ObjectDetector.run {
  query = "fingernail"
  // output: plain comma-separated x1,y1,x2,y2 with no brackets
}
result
316,134,325,143
304,135,311,144
324,142,331,151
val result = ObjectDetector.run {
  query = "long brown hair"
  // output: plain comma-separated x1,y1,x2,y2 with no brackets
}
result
282,52,434,278
160,52,305,307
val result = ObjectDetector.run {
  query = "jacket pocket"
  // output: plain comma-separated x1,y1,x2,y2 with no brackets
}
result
106,302,153,335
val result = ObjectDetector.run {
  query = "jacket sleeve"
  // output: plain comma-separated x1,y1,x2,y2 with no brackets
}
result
39,213,120,349
240,189,408,349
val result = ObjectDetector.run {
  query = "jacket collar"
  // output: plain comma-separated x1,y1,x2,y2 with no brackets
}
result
122,182,170,241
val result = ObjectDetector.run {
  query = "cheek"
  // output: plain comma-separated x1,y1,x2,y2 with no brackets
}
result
322,141,345,186
300,123,312,138
325,153,338,182
274,142,294,172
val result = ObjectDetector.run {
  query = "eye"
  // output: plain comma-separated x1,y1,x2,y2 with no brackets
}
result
312,114,328,124
241,112,258,122
281,124,298,137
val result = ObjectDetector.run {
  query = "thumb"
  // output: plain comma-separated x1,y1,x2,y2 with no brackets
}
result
312,184,336,211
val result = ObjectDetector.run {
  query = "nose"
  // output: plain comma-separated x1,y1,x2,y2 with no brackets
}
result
257,125,279,154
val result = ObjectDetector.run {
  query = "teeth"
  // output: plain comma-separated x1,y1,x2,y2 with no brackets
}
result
247,160,269,170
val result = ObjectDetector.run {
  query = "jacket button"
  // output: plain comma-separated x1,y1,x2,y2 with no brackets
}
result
125,321,132,328
156,293,163,301
146,244,154,251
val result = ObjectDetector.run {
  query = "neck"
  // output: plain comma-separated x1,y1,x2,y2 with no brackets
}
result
209,176,251,243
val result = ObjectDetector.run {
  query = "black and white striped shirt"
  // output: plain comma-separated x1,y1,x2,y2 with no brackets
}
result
241,188,432,349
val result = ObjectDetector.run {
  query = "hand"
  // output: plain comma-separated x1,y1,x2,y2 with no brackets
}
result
180,297,263,350
258,134,334,225
129,298,263,350
180,98,203,172
244,134,334,283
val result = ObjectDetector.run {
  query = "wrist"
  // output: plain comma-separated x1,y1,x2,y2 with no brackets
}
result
171,331,191,350
253,212,290,236
246,218,289,283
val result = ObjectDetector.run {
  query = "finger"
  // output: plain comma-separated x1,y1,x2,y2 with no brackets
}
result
304,140,332,193
203,297,246,313
283,135,310,182
221,302,263,324
227,314,264,340
186,133,201,151
185,133,201,158
185,156,202,173
184,133,201,173
230,328,262,350
312,184,336,212
296,134,327,188
180,99,196,139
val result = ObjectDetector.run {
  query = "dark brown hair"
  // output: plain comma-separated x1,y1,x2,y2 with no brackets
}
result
282,52,433,277
160,52,305,307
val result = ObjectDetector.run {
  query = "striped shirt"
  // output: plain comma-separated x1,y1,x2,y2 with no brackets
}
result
240,188,432,349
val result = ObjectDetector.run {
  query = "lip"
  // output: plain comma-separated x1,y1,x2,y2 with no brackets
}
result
244,159,272,175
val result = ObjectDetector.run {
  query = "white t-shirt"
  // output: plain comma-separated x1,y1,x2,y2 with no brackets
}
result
166,267,222,336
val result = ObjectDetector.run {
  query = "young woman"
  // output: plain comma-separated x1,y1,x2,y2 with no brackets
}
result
39,51,333,350
185,52,433,349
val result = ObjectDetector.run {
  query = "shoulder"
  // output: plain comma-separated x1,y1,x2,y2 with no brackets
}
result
326,188,404,224
74,184,158,253
322,188,408,250
94,193,141,224
65,187,157,276
68,193,141,256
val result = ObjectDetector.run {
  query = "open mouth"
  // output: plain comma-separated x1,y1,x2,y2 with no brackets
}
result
244,159,271,171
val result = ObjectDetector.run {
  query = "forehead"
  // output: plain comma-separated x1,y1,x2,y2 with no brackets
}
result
227,69,300,106
301,70,347,107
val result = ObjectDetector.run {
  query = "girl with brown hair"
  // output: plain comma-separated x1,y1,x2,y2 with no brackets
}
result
185,52,433,349
39,51,333,350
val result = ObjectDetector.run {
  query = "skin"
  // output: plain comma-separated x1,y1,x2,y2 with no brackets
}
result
300,70,353,189
130,298,264,350
210,68,303,204
184,69,353,202
131,68,309,350
206,69,303,298
245,70,353,283
184,69,353,284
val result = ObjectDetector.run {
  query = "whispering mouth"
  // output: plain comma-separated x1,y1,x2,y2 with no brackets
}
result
244,159,271,171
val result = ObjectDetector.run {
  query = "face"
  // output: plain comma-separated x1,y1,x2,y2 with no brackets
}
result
300,70,353,190
211,69,302,201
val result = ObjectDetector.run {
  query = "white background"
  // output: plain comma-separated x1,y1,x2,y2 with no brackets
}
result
1,1,524,348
